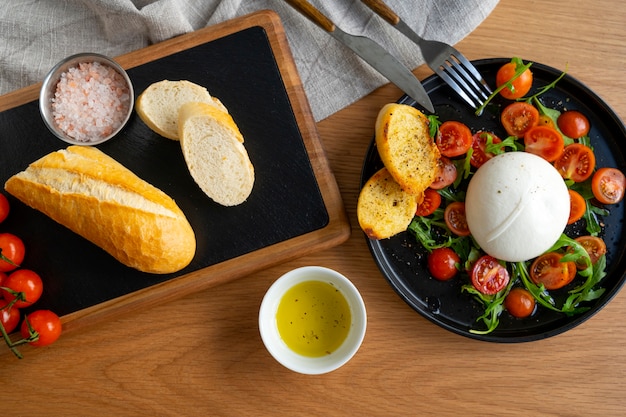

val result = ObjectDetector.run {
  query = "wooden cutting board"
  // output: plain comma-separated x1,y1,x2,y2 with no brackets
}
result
0,10,350,333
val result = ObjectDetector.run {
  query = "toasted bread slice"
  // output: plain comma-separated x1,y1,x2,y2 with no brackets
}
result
375,103,440,195
136,80,228,140
178,102,254,206
357,167,420,239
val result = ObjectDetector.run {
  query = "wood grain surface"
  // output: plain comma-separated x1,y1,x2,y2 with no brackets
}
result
1,1,625,416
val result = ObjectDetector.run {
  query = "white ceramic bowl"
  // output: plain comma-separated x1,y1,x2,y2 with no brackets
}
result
39,52,134,145
259,266,367,375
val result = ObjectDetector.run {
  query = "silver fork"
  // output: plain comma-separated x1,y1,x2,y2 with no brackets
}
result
360,0,492,112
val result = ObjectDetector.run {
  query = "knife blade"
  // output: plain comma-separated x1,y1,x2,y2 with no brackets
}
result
283,0,435,113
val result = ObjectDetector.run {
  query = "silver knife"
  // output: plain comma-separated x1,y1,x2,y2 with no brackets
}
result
284,0,435,113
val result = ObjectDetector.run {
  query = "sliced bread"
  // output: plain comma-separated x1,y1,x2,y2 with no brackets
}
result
136,80,227,140
357,167,419,240
178,102,254,206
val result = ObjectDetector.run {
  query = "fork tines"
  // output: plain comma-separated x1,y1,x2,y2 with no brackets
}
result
435,54,492,111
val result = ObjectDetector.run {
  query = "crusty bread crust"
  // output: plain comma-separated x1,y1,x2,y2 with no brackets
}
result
4,146,196,274
375,103,440,195
357,167,419,240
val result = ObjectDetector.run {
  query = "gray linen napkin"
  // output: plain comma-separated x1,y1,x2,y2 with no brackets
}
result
0,0,498,121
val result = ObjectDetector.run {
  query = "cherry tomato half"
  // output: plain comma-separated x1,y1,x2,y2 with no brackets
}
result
470,255,510,295
429,157,457,190
567,189,586,225
444,201,470,236
574,236,607,269
496,62,533,100
504,287,536,318
501,102,539,138
427,247,460,281
553,143,596,182
530,252,577,290
0,233,25,272
523,125,564,162
0,299,21,334
2,269,43,309
20,310,62,347
591,167,625,205
557,110,590,138
0,194,9,224
470,131,502,168
436,121,473,158
416,188,441,217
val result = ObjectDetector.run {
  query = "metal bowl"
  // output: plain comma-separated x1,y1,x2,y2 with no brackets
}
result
39,53,134,146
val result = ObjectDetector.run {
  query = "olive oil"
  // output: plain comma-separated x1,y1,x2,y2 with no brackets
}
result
276,280,351,357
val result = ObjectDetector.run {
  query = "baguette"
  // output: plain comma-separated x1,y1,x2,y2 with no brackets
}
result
375,103,440,196
4,146,196,274
357,167,420,240
178,102,254,206
136,80,228,140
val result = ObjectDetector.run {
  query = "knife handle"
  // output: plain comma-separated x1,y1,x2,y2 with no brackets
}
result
359,0,400,25
283,0,336,32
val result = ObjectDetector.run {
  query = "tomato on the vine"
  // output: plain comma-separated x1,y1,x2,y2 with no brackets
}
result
470,255,510,295
591,167,625,205
574,236,607,269
20,310,62,347
567,189,586,225
444,201,470,236
0,233,25,272
416,188,441,217
553,143,596,182
504,287,536,318
501,102,539,137
429,157,457,190
2,269,43,308
470,131,502,168
0,194,9,224
523,125,564,162
436,121,473,157
427,248,460,281
0,299,20,334
496,62,533,100
557,110,590,138
530,252,576,290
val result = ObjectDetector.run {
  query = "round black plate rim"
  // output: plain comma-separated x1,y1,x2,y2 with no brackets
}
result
361,57,626,343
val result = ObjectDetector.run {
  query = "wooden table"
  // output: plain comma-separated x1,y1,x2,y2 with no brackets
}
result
1,0,624,415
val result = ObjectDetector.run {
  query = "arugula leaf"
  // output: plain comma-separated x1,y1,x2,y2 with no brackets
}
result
427,114,441,139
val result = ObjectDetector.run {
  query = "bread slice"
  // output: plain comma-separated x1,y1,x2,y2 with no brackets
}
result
4,146,196,274
357,167,419,239
375,103,440,195
136,80,228,140
178,102,254,206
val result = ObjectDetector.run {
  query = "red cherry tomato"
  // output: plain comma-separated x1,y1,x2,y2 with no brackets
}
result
0,299,21,334
427,248,460,281
591,167,625,205
470,131,502,168
557,110,590,138
567,189,586,225
444,201,470,237
496,62,533,100
429,157,457,190
436,121,473,157
501,102,539,137
470,255,510,295
2,269,43,309
529,252,577,290
523,125,564,162
0,194,9,224
574,236,607,269
20,310,62,347
416,188,441,217
504,287,536,318
553,143,596,182
0,233,25,272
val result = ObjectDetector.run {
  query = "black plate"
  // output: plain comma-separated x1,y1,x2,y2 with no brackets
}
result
361,58,626,342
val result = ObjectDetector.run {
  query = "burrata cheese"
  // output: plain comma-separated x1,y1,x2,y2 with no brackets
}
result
465,152,569,262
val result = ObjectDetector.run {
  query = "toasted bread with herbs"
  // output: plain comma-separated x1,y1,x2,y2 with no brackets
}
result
357,167,420,239
375,103,440,195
